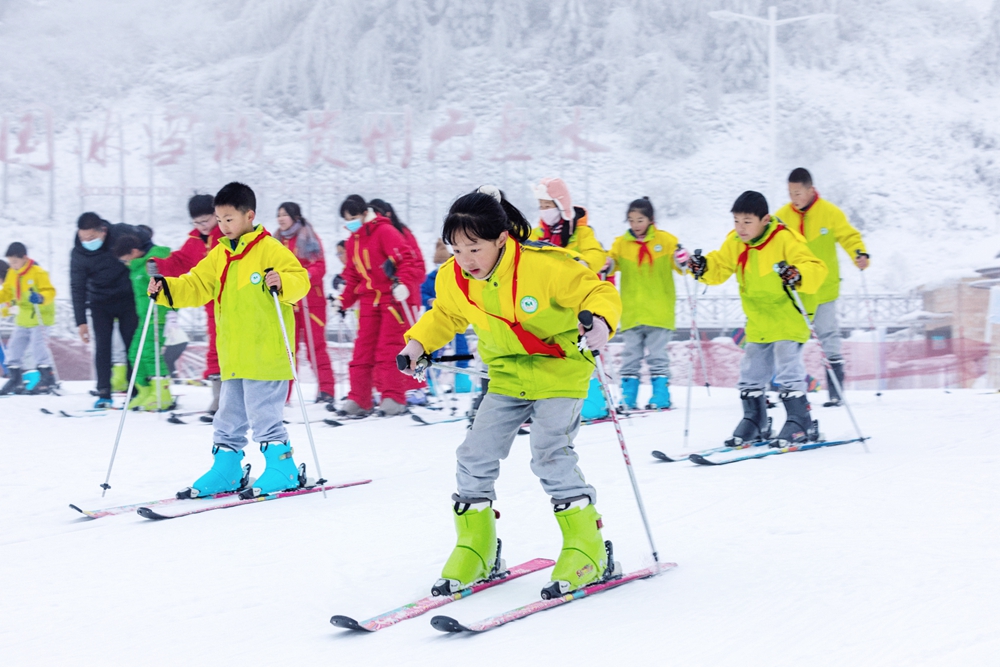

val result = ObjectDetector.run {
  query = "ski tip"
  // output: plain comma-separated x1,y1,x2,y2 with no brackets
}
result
68,503,91,517
651,450,677,463
167,414,185,424
136,507,170,520
323,419,343,427
40,408,53,415
517,427,529,436
329,615,372,632
430,615,472,633
688,454,719,466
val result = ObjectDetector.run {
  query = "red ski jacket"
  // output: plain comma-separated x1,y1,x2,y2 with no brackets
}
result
341,214,423,309
155,226,224,278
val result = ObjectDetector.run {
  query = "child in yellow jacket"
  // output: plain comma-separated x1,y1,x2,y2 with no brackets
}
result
0,243,58,395
398,185,623,600
148,182,311,498
604,197,685,414
689,191,827,447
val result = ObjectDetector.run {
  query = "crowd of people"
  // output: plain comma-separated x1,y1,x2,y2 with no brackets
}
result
0,169,869,596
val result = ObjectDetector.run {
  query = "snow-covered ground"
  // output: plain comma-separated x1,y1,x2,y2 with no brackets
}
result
1,382,998,666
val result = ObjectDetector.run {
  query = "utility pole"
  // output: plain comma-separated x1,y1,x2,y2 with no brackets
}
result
709,6,836,204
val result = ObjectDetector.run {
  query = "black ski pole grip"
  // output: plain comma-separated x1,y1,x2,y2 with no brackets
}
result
434,354,475,363
396,354,410,372
382,258,397,279
149,275,174,307
264,267,278,295
578,310,594,332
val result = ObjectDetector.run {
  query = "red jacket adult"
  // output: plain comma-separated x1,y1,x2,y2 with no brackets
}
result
153,226,224,377
278,225,335,396
341,213,423,312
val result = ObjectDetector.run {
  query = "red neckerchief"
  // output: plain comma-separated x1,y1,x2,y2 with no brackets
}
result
790,191,820,236
633,233,654,267
453,243,566,358
13,259,35,300
217,229,271,305
737,224,786,283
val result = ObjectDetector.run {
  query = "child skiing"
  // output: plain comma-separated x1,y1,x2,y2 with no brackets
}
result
0,243,57,395
275,201,336,404
421,239,471,394
335,195,423,417
689,191,827,446
398,185,623,599
114,232,174,411
602,197,684,415
147,182,311,498
530,177,607,273
152,194,225,417
775,168,870,406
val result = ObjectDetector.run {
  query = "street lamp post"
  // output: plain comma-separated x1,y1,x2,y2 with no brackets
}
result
709,5,836,204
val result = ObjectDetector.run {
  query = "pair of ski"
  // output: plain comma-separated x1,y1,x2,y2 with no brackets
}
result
70,478,371,520
410,413,531,436
410,407,668,429
331,559,676,634
652,436,868,466
41,407,111,418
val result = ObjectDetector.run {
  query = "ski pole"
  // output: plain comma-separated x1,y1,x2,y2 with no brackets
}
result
774,263,870,453
858,253,882,397
396,354,491,380
100,296,155,496
683,330,694,451
153,302,162,413
578,310,660,565
265,269,327,498
682,249,711,396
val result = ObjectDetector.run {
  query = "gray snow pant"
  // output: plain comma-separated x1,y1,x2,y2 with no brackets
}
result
737,341,807,393
5,325,53,368
213,379,289,451
812,301,843,362
456,393,597,504
619,325,673,378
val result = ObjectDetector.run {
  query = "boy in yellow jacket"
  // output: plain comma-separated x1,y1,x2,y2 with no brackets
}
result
148,182,311,498
690,191,827,447
0,243,58,395
775,168,869,407
399,185,623,600
604,196,684,414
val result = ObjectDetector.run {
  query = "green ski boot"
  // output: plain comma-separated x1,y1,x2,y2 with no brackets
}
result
127,383,152,410
432,496,505,596
541,497,619,599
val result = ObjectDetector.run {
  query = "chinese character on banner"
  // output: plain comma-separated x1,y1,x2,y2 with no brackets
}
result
146,113,196,167
305,110,347,168
1,110,54,171
491,104,532,162
558,107,610,160
428,109,475,161
213,114,261,164
85,111,114,167
361,113,397,164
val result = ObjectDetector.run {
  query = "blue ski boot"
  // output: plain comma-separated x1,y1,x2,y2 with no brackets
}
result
620,377,639,411
243,442,302,498
580,377,609,421
93,389,113,409
183,445,248,498
647,376,671,410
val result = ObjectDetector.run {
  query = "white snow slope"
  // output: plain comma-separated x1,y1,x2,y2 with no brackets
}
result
1,383,997,666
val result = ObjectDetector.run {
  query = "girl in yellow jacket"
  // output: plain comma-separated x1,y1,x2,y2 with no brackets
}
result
148,182,311,499
604,197,684,414
689,191,827,447
0,242,58,395
398,185,623,600
529,177,607,273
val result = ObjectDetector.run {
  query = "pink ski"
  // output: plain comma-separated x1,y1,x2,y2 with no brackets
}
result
330,558,556,632
136,479,371,520
70,489,242,519
431,561,678,633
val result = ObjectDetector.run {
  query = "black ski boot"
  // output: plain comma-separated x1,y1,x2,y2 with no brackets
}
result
823,360,845,407
774,390,818,446
29,365,58,394
725,389,772,447
0,366,24,395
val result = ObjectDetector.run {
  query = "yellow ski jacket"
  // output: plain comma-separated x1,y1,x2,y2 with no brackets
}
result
0,260,56,327
608,226,681,331
152,226,310,381
405,238,622,400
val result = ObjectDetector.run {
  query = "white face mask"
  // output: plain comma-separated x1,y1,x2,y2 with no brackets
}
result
539,207,562,226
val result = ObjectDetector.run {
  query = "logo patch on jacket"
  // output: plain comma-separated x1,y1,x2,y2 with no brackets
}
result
519,296,538,314
250,272,262,285
654,244,662,252
820,227,828,235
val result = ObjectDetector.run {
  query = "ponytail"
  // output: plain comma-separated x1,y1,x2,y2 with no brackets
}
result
442,185,531,245
369,198,409,236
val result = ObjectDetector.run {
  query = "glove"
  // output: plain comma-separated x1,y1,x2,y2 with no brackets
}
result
578,315,611,354
689,254,707,279
29,291,44,305
327,293,346,316
778,264,802,287
599,257,614,280
145,259,159,276
854,251,870,270
674,246,690,269
392,282,410,302
398,339,426,375
332,274,346,292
